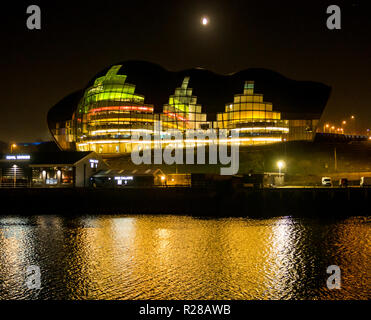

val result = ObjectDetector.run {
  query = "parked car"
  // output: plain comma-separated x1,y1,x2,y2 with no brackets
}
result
360,177,371,187
339,178,348,187
322,177,332,187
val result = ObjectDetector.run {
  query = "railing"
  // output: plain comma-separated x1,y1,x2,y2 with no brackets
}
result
0,182,31,188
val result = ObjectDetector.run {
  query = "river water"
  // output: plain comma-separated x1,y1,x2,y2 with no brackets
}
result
0,215,369,300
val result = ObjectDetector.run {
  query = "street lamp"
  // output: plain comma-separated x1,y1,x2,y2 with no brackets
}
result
10,143,17,153
160,175,166,186
350,115,356,134
277,160,285,175
341,121,347,134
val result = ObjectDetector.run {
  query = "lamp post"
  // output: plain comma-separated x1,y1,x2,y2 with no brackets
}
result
277,160,285,187
277,160,285,176
10,144,17,153
161,175,166,187
341,121,347,134
350,115,355,135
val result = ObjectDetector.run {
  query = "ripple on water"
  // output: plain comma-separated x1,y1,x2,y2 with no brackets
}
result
0,215,369,300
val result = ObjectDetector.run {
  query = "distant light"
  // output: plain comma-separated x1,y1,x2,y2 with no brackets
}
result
5,154,30,160
201,16,209,26
351,115,355,119
277,161,285,170
161,176,166,181
114,176,133,181
16,155,31,160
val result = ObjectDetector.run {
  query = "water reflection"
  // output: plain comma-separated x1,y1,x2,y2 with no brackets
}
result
0,215,369,300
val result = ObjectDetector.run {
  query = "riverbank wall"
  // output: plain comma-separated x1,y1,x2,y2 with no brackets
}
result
0,187,369,217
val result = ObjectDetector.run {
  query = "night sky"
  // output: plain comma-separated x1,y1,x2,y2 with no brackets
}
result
1,0,370,142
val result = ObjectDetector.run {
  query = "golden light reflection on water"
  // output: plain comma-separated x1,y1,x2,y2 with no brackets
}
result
0,215,369,300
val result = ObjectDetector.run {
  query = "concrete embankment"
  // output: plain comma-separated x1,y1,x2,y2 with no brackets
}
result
0,187,369,217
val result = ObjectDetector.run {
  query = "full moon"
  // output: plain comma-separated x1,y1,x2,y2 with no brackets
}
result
201,16,209,26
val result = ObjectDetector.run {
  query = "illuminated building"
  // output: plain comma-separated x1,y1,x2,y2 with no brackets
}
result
160,76,208,131
65,65,156,153
0,152,106,187
48,61,330,154
213,81,288,145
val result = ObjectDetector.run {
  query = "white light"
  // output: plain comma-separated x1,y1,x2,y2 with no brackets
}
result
91,129,153,135
80,137,283,145
232,127,289,132
277,160,285,170
114,176,133,181
5,155,30,160
17,155,30,160
201,16,209,26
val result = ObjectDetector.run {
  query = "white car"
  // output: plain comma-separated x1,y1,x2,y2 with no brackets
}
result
322,177,332,186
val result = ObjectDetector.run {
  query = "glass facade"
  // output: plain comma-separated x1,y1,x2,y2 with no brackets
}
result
213,81,289,145
31,167,74,187
160,77,209,131
51,65,321,154
70,65,155,153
